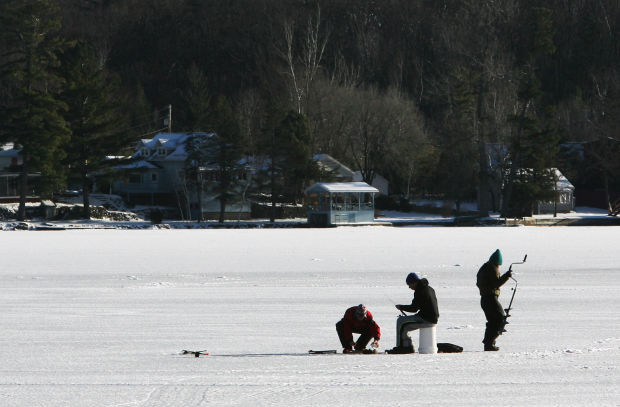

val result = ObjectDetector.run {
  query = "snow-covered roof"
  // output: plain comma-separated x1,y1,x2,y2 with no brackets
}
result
0,143,19,157
138,133,186,150
133,132,213,160
552,168,574,191
513,168,574,191
305,182,379,194
313,154,354,177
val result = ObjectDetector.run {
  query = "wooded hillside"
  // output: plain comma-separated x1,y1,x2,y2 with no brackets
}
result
1,0,618,218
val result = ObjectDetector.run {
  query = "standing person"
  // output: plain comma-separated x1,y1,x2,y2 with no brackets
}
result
336,304,381,353
477,249,512,351
387,272,439,354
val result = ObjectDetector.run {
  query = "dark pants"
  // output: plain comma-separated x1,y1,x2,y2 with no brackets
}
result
336,320,372,350
481,294,506,345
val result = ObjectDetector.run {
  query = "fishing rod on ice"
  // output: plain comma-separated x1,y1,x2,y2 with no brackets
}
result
385,294,407,316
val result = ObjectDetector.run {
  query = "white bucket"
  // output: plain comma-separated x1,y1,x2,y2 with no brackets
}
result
418,325,437,354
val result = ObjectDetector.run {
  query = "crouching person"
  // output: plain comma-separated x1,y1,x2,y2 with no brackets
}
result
387,272,439,354
336,304,381,353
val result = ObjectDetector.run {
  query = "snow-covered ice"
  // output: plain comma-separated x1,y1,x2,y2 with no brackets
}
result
1,226,618,406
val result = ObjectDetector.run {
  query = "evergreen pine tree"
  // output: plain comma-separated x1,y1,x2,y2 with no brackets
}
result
180,63,211,131
257,109,315,222
0,0,71,220
275,111,316,206
185,96,243,223
60,41,128,219
502,7,559,217
207,96,244,223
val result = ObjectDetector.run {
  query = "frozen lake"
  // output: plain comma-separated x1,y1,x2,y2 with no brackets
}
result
1,226,618,406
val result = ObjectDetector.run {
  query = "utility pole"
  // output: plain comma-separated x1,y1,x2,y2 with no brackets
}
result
167,104,172,133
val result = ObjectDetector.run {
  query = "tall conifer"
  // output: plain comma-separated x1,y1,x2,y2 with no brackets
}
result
60,41,127,219
0,0,70,220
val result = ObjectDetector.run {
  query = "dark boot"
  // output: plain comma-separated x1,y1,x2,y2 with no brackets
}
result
483,339,499,351
386,345,414,354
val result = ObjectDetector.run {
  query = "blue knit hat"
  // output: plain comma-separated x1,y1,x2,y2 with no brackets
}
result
406,272,421,284
489,249,503,266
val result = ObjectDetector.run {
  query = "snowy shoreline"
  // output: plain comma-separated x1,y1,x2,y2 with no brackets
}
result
2,206,618,230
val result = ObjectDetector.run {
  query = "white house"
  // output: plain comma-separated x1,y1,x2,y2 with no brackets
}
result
535,168,576,214
484,144,576,214
111,132,251,220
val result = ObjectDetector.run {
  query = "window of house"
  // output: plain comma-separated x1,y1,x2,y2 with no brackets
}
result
129,174,141,184
157,148,166,156
151,173,158,183
141,148,150,157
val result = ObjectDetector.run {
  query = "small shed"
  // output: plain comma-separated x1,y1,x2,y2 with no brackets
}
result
305,182,379,226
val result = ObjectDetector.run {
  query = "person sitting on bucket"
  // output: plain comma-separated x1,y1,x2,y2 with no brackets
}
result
477,249,512,351
387,272,439,354
336,304,381,353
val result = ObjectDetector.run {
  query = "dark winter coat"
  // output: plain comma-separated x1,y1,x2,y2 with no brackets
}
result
476,261,511,296
401,278,439,324
339,306,381,343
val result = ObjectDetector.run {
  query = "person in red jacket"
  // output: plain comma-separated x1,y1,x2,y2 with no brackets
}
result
336,304,381,353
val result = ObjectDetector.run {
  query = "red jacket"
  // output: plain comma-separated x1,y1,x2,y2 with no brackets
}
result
341,307,381,342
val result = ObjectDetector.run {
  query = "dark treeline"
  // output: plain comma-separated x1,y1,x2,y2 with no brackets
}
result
1,0,619,219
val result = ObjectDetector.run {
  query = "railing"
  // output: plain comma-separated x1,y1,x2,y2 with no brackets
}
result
306,202,373,212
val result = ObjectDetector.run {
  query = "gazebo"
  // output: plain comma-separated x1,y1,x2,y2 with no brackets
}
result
304,182,379,226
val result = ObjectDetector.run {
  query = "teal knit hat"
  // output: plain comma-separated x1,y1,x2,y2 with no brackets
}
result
489,249,503,265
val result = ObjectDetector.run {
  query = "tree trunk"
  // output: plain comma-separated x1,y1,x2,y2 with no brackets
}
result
270,168,276,223
501,161,518,218
501,101,530,217
219,175,228,224
17,161,28,221
196,172,203,222
82,169,91,220
475,72,490,218
477,140,491,217
219,194,226,223
603,172,611,215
